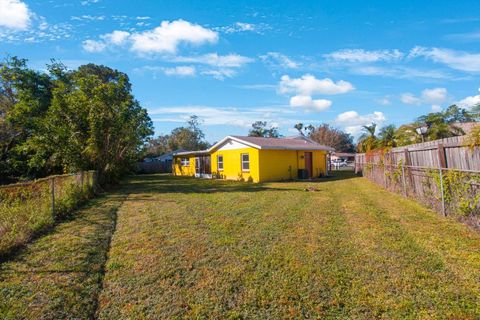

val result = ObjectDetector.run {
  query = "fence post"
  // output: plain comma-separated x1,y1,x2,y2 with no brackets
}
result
50,177,55,217
383,153,387,189
401,162,407,197
439,168,446,217
437,144,447,168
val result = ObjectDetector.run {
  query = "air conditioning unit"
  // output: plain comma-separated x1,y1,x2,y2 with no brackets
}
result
298,169,308,179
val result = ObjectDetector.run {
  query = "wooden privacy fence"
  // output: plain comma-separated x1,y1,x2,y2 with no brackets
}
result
0,171,98,257
355,136,480,225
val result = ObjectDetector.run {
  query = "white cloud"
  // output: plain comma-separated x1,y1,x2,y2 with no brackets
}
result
172,53,252,80
229,22,255,32
82,39,107,52
431,105,443,112
173,53,253,68
335,111,386,136
279,74,354,95
134,54,251,80
401,88,448,109
80,0,100,6
82,20,218,54
130,20,218,54
0,0,31,30
259,52,300,69
215,22,268,34
148,105,297,128
350,65,451,80
409,46,480,72
290,95,331,112
401,93,421,105
457,90,480,109
102,30,130,45
377,97,391,105
200,69,236,80
71,15,105,21
163,66,196,77
421,87,448,104
325,49,403,63
445,31,480,42
278,74,353,113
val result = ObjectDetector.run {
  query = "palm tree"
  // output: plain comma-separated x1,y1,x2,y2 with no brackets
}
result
378,124,397,148
357,123,378,152
294,123,304,135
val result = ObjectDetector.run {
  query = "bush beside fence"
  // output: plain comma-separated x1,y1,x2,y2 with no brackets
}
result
355,137,480,229
0,171,98,258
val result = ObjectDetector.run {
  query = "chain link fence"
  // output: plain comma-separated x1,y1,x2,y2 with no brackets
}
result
0,171,98,257
358,161,480,229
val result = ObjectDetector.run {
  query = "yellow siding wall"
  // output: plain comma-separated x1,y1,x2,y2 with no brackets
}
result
173,155,196,176
174,149,328,183
258,149,328,182
211,147,260,182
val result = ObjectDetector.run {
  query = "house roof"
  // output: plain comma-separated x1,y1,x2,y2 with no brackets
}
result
332,152,356,157
227,135,335,151
453,122,478,135
174,135,334,157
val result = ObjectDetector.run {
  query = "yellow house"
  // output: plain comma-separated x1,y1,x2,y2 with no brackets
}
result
173,135,334,183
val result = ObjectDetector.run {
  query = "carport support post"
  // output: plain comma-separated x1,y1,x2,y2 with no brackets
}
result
439,168,446,217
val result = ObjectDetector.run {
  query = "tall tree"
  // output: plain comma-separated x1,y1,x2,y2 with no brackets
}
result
378,124,397,148
357,123,378,152
144,134,171,157
248,121,280,138
40,63,153,183
416,104,476,141
0,56,54,181
294,123,304,135
395,124,421,146
167,115,210,151
308,124,355,152
470,103,480,120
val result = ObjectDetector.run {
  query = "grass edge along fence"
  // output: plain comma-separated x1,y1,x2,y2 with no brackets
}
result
0,171,99,258
355,136,480,229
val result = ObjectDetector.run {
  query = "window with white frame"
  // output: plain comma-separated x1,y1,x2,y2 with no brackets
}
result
241,153,249,171
217,155,224,171
181,157,190,166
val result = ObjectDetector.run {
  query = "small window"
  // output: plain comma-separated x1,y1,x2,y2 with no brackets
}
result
181,157,190,166
241,153,249,172
217,155,224,171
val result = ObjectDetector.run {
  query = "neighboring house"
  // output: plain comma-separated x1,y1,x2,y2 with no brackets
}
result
173,135,334,182
139,149,188,173
453,122,478,135
143,149,187,163
331,152,356,162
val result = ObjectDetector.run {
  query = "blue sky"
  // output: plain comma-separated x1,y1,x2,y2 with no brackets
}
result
1,0,480,143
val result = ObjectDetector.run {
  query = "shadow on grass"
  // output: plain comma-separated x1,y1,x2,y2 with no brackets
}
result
121,171,359,195
0,189,127,319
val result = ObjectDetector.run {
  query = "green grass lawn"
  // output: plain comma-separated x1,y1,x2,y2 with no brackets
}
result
1,172,480,319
